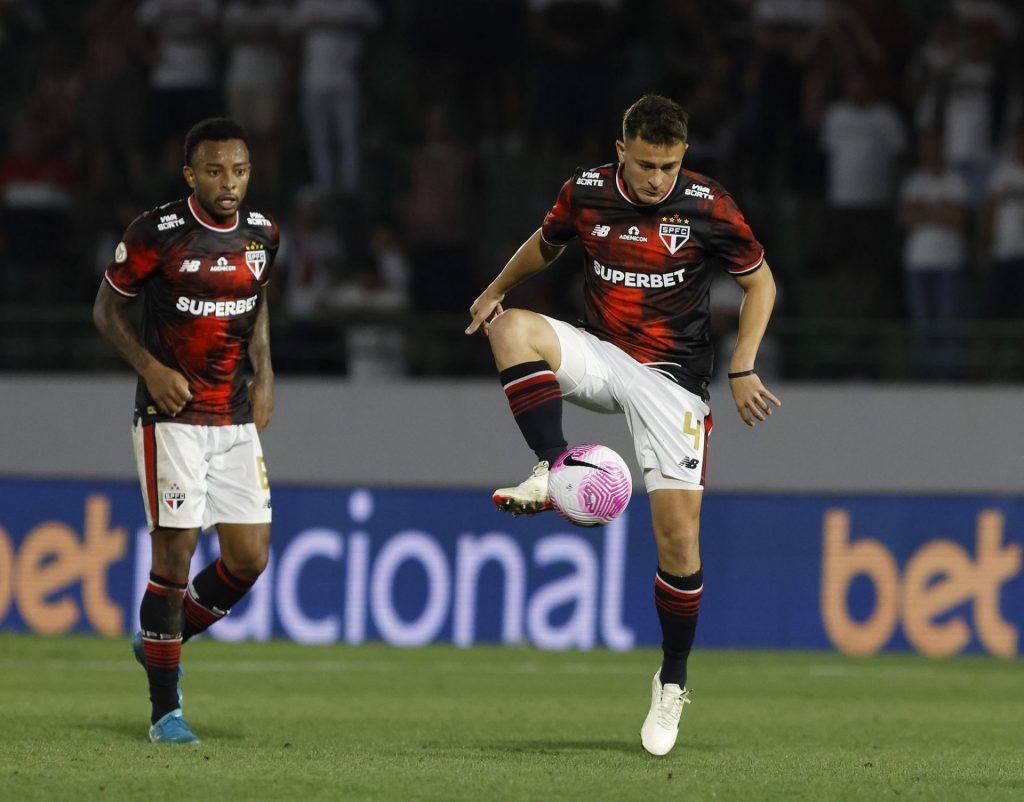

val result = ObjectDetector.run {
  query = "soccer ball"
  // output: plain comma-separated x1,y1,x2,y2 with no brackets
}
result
548,444,632,527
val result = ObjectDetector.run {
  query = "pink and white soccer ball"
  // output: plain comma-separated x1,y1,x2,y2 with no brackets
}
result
548,444,633,527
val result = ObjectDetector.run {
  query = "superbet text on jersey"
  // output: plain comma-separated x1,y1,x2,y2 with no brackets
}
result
541,164,764,399
104,195,279,426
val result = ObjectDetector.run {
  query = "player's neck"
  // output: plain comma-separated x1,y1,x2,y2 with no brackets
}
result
188,194,238,230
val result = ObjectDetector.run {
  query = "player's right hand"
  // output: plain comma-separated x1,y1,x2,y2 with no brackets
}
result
466,294,505,336
143,363,192,417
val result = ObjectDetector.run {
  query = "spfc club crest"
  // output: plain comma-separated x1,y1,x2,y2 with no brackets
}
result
659,222,691,255
245,242,267,279
163,484,186,511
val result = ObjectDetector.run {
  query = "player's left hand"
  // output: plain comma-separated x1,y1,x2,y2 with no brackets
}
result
249,374,274,432
729,373,781,427
466,293,505,336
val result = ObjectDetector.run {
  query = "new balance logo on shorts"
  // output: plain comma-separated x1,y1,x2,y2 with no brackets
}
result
678,457,699,469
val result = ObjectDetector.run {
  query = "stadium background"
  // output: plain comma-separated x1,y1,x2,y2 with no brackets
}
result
1,0,1022,659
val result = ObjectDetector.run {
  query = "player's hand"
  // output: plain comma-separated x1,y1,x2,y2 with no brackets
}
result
249,373,274,432
143,363,192,417
465,293,505,336
729,373,781,427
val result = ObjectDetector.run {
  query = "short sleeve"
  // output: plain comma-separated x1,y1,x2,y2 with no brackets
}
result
709,192,764,276
540,178,576,247
103,215,161,297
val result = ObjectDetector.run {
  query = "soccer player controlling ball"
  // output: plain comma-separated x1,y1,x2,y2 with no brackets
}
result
466,95,781,756
93,118,279,744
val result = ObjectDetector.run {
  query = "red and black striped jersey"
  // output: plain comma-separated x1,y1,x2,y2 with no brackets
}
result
104,195,279,425
541,163,764,398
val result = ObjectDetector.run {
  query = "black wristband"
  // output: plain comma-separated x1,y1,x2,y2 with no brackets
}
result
727,369,756,379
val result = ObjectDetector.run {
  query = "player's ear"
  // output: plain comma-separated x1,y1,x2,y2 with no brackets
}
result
182,165,196,189
615,139,626,163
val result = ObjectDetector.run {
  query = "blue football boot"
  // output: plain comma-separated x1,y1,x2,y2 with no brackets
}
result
148,709,201,745
132,631,185,708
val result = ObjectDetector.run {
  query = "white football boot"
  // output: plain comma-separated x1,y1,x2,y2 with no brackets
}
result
640,670,691,756
492,461,553,516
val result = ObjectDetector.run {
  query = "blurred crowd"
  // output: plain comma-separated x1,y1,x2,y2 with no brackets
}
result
0,0,1022,379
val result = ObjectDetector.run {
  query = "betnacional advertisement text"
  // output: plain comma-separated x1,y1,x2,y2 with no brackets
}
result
0,480,1020,656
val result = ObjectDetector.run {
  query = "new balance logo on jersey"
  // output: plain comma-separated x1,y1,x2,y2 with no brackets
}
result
678,458,700,470
576,171,604,187
157,214,184,231
176,294,258,317
179,259,201,272
684,183,714,200
247,212,272,227
619,225,648,243
591,225,611,237
210,257,236,272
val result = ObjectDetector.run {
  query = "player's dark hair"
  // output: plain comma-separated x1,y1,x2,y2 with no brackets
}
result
622,95,689,145
183,118,250,166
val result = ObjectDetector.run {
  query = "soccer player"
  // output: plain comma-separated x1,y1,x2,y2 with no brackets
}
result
466,95,780,756
93,118,279,745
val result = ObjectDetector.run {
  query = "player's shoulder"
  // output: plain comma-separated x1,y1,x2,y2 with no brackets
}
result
124,197,190,243
560,162,618,205
676,168,731,201
240,204,279,241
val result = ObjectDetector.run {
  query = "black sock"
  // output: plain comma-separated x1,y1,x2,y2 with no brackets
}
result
183,558,256,642
499,360,567,465
140,572,186,724
655,567,703,688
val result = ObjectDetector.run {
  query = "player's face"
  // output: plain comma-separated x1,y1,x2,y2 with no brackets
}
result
615,136,687,205
183,139,252,222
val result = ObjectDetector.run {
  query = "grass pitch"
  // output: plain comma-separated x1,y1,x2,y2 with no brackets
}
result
1,635,1021,802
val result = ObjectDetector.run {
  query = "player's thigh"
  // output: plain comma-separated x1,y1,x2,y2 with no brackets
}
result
541,315,620,414
203,423,272,531
618,371,712,491
132,421,209,531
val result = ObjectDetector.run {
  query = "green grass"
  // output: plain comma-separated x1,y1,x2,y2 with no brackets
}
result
0,636,1021,802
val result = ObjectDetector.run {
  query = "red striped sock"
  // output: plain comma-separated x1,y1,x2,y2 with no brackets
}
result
182,559,256,641
499,360,566,465
655,567,703,688
140,573,186,723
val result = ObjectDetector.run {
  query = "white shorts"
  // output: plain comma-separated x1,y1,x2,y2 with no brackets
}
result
543,316,712,492
132,421,272,531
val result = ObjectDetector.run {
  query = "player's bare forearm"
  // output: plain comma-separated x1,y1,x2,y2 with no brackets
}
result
248,289,274,431
730,262,782,426
93,281,192,415
466,228,564,335
93,281,158,377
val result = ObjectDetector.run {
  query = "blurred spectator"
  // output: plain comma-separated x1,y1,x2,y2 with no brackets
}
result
899,131,969,378
404,100,477,317
276,185,346,372
325,222,411,379
980,126,1024,319
81,0,149,194
819,68,906,316
137,0,222,145
222,0,289,199
292,0,381,198
281,185,345,321
0,115,80,300
525,0,622,158
0,0,45,124
908,4,1014,207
